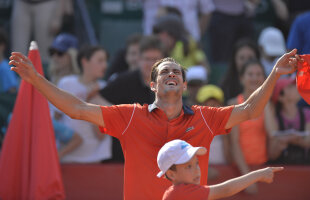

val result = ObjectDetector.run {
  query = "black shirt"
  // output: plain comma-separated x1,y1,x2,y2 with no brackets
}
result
100,69,155,105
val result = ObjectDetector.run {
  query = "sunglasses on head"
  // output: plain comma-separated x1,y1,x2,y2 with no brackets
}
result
49,49,65,57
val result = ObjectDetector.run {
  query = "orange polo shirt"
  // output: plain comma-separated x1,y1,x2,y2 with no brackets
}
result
99,103,233,200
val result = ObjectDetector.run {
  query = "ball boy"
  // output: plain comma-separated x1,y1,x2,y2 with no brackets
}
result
157,139,283,200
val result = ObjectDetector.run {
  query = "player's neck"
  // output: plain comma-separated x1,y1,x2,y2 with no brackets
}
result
154,99,183,120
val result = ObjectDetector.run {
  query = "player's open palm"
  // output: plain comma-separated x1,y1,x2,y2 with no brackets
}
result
260,167,284,183
275,49,301,75
9,52,37,84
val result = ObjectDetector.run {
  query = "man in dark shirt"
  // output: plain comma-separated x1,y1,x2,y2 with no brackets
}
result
100,35,165,161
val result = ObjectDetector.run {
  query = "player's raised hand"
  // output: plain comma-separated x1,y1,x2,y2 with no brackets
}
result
259,167,284,183
9,52,38,84
274,49,302,75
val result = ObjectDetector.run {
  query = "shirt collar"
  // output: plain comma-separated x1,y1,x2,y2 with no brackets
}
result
148,103,194,115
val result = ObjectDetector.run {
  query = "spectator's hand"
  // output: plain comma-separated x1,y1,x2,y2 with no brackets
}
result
274,49,302,76
9,52,38,84
259,167,284,183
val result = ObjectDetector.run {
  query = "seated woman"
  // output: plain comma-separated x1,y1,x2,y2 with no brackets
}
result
266,78,310,164
228,60,268,194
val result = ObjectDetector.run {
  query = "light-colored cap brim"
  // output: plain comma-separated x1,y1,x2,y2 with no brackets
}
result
175,147,207,165
157,171,165,178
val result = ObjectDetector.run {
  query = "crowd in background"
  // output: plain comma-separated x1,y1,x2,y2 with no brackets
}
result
1,0,310,195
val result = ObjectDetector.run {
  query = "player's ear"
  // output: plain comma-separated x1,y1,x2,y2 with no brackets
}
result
183,81,187,91
150,81,157,92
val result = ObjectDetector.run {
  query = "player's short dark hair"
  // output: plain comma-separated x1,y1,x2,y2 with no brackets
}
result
150,57,186,82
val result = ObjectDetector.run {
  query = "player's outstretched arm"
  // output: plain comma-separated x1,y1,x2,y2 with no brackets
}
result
208,167,284,200
9,52,105,127
225,49,300,129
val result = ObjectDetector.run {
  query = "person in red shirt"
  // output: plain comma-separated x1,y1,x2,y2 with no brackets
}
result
9,49,299,200
158,139,283,200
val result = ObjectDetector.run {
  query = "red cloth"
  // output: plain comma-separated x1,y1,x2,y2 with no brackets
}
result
297,54,310,105
0,43,65,200
162,184,210,200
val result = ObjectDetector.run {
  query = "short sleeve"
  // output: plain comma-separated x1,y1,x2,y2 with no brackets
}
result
99,104,136,139
199,105,234,136
163,184,209,200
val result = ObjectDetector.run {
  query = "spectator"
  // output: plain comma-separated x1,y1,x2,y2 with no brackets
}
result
184,66,208,106
153,14,209,70
157,1,215,41
287,11,310,54
0,28,19,93
55,45,112,163
196,85,230,180
266,78,310,164
228,60,268,194
100,35,164,105
11,0,68,64
0,28,19,143
142,0,161,36
143,0,214,42
221,39,260,103
209,0,259,63
99,35,165,162
254,0,289,38
258,27,286,76
48,33,84,159
48,33,79,84
105,33,143,80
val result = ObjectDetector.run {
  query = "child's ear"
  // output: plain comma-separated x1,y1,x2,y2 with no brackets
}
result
150,81,157,92
166,170,175,181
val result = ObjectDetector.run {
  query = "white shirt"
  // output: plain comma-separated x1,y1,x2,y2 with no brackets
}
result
55,75,112,163
209,135,226,164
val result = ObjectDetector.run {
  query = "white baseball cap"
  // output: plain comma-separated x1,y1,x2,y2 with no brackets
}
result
258,27,286,57
186,66,208,83
157,140,207,178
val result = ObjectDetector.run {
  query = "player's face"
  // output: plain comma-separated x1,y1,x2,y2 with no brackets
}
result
173,156,201,185
151,61,186,97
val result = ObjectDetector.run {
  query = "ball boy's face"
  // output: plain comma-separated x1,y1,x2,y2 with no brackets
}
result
167,155,201,185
